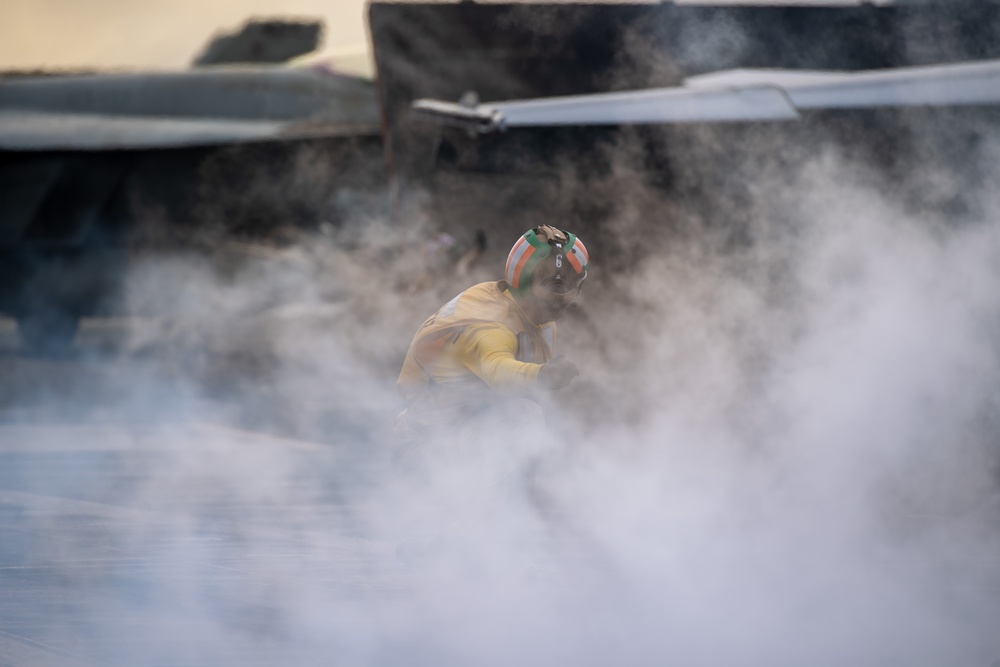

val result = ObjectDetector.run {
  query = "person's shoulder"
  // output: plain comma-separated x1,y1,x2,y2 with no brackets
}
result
445,281,511,321
463,281,505,297
460,281,511,307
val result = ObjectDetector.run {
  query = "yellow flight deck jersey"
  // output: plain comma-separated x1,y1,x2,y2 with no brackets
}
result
397,281,555,429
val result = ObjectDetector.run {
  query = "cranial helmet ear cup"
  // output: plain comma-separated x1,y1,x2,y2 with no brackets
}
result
563,232,590,276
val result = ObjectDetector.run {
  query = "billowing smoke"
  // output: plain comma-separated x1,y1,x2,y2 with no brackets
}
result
5,26,1000,667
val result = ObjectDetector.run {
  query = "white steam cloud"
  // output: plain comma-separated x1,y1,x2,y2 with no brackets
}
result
4,97,1000,667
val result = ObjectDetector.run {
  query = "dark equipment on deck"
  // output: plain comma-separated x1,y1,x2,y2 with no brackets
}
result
5,3,1000,350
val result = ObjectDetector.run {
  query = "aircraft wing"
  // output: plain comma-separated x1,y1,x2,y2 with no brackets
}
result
0,67,382,151
412,58,1000,133
0,111,378,151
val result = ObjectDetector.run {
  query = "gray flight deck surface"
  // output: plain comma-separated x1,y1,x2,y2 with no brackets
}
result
0,318,405,667
7,316,999,666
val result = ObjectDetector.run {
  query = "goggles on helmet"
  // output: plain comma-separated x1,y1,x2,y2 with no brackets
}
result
504,227,590,296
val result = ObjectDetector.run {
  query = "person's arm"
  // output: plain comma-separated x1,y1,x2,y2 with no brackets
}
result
453,323,541,390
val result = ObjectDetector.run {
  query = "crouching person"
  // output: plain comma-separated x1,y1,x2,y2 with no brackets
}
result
391,226,590,563
394,224,590,473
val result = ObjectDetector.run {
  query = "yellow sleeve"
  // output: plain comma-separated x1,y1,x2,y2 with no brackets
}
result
453,323,541,390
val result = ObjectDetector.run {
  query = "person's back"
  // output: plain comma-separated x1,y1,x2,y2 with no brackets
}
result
396,280,552,430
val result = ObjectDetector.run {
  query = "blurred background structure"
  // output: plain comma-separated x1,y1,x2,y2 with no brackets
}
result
0,0,371,75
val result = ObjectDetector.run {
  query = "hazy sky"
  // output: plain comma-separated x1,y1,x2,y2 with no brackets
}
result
0,0,370,71
0,0,884,70
0,0,877,72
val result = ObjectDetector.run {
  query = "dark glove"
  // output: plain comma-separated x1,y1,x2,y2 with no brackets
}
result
538,356,579,390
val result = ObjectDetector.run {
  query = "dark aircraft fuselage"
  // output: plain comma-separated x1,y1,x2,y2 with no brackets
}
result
370,1,1000,262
